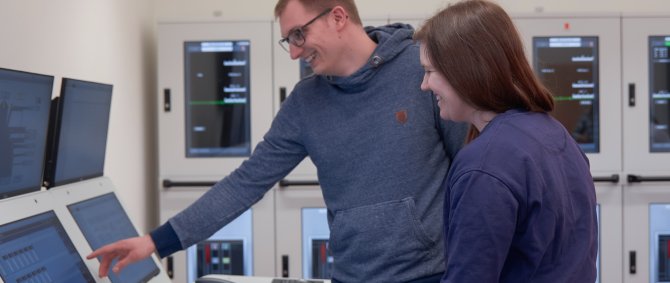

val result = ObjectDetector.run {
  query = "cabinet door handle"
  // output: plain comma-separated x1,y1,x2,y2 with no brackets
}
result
162,179,217,189
629,251,636,274
166,256,174,278
592,174,619,183
628,83,636,107
280,87,287,105
163,88,171,112
278,179,320,188
627,174,670,183
282,255,289,277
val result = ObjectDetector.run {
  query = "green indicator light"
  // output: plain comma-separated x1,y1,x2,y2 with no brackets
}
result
553,96,574,101
190,100,226,105
665,41,670,47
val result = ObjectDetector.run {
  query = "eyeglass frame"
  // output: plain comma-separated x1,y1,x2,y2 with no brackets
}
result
278,8,333,52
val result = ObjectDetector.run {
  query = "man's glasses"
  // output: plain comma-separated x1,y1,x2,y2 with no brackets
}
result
278,8,332,52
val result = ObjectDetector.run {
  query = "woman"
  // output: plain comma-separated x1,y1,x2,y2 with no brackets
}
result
414,1,598,282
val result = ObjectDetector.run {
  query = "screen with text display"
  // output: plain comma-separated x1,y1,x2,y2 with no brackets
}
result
0,211,95,283
0,68,53,198
534,36,600,153
68,192,159,283
184,40,251,157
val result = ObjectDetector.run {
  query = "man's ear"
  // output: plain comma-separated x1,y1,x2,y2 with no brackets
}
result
330,6,348,30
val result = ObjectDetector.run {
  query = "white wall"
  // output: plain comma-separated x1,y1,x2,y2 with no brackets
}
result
0,0,157,233
154,0,670,21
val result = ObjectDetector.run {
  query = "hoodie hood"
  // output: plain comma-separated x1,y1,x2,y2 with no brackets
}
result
325,23,416,91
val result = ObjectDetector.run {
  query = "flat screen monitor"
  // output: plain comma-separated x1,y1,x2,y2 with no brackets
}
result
43,78,112,188
649,36,670,152
533,36,600,153
0,68,53,199
68,192,159,283
0,211,96,283
184,40,251,157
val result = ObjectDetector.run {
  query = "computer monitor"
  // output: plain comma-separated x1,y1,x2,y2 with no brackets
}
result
184,40,251,157
0,211,96,283
0,68,53,199
533,36,600,153
67,192,160,283
43,78,113,188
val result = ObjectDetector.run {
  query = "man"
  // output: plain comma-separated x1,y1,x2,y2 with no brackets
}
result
88,1,466,282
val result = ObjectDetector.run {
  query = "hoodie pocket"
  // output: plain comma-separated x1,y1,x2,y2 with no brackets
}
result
329,197,437,282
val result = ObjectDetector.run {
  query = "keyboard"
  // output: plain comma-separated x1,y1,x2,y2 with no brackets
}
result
271,279,325,283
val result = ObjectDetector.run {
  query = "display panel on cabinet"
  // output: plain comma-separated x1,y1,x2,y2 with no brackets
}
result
184,40,252,158
649,36,670,152
533,36,600,153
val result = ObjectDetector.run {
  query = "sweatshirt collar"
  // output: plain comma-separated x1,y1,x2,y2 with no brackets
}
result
324,23,415,92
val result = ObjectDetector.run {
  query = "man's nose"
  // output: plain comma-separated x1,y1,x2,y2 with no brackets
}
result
289,44,303,60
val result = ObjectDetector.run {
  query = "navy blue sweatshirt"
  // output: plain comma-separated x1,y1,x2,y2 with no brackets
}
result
442,109,598,283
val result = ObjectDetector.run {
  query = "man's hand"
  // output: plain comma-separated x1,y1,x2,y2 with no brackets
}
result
86,235,157,277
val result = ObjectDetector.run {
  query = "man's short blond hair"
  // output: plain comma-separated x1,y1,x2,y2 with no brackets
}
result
274,0,362,25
